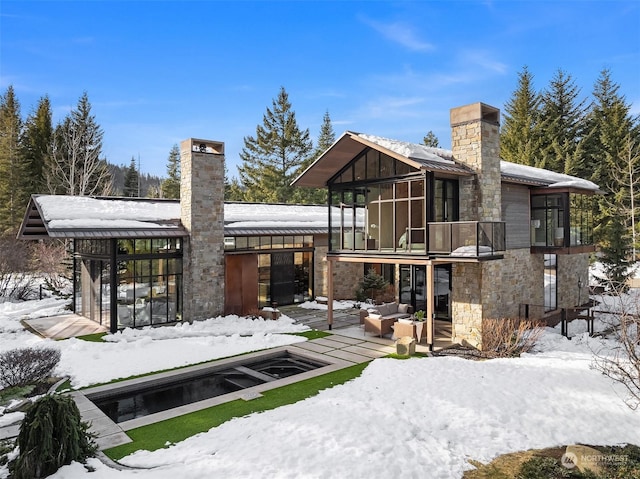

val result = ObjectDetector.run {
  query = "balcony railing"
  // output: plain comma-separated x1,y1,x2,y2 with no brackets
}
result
427,221,505,258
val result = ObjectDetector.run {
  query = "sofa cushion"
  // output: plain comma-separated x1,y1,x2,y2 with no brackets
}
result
398,303,409,314
376,304,391,316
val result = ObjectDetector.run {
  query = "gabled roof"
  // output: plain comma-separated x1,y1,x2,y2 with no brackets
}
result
293,130,601,193
18,195,186,239
292,131,472,188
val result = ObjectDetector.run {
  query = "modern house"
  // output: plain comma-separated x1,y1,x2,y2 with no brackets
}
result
292,102,600,347
18,102,600,349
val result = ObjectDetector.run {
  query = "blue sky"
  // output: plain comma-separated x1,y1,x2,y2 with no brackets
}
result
2,1,639,179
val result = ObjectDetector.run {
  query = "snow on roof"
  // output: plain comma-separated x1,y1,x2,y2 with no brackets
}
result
34,197,338,233
500,161,600,191
37,195,181,230
356,133,455,164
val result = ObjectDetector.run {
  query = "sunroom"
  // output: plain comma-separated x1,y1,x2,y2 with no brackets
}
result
319,132,506,260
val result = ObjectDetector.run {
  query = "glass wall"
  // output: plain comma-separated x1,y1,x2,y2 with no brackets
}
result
333,178,427,253
531,193,594,248
74,238,183,330
569,193,594,246
115,238,183,329
257,251,313,307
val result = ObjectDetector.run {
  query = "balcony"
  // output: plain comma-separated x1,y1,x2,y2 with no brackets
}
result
427,221,505,258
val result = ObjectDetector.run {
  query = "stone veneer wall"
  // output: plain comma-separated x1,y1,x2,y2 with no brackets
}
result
451,249,545,347
180,139,225,322
556,253,590,308
448,103,503,347
313,245,363,299
451,103,501,222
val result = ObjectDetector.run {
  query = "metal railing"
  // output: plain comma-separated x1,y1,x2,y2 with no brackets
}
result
427,221,506,257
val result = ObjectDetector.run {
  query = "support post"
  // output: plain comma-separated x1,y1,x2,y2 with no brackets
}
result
426,261,434,350
327,258,334,330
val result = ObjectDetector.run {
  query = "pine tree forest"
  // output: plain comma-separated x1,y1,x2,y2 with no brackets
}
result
2,69,639,266
501,67,640,275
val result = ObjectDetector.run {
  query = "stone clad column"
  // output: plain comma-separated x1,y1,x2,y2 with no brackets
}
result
449,103,502,348
450,102,501,222
180,139,225,322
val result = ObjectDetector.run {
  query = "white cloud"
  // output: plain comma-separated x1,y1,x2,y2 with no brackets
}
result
360,16,434,52
459,49,508,74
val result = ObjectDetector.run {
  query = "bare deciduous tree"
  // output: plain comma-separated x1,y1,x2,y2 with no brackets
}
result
592,285,640,409
45,92,113,196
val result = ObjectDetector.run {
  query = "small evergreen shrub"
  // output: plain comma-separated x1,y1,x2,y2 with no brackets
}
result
0,347,61,389
516,456,573,478
11,394,96,479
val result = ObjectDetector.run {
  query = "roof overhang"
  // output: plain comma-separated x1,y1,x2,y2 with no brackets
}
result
17,195,187,240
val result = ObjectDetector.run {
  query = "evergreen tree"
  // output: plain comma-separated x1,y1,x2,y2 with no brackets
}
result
224,163,244,201
123,157,139,196
160,144,180,199
21,95,52,196
585,70,640,247
313,110,336,157
237,87,313,203
291,110,334,204
45,92,113,196
500,66,542,167
0,86,25,233
422,130,440,148
538,69,588,175
598,204,634,293
586,69,638,191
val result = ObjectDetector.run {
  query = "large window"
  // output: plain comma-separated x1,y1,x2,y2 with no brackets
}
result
115,238,183,329
257,252,313,307
544,254,557,311
332,179,426,253
531,192,594,248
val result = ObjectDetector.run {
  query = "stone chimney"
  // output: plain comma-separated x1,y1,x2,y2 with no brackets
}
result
180,138,225,322
450,102,501,222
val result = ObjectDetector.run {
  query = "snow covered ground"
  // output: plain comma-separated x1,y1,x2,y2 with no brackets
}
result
1,294,639,478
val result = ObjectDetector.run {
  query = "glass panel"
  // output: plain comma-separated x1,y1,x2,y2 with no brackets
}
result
354,156,366,181
236,237,248,250
380,184,393,200
151,239,167,253
367,185,380,202
135,239,151,254
272,236,284,248
224,237,235,250
544,254,557,311
248,237,260,249
260,237,271,249
366,150,379,179
396,182,409,199
410,180,424,198
396,160,412,176
283,236,294,248
396,201,409,251
379,202,394,250
380,153,394,178
341,166,353,183
258,254,271,307
367,203,379,250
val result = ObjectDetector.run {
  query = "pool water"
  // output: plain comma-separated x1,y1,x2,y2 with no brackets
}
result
90,352,327,423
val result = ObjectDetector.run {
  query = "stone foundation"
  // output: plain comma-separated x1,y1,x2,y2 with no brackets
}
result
313,246,363,300
451,249,546,348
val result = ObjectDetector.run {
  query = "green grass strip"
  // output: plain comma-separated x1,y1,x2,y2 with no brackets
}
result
74,332,108,342
104,362,368,461
287,330,332,340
